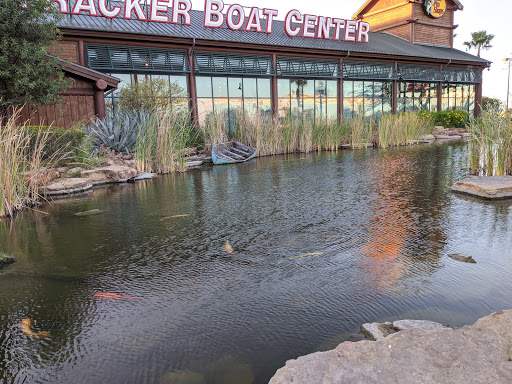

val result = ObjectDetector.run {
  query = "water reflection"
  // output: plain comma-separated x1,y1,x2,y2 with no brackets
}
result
1,142,511,384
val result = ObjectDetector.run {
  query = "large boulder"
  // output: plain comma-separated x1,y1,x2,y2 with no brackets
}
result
451,176,512,200
270,310,512,384
81,166,138,185
23,168,60,186
43,178,93,196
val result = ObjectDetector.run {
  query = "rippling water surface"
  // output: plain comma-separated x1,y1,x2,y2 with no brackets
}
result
1,142,511,384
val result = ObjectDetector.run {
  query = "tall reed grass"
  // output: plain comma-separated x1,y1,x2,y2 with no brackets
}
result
201,109,434,156
377,112,433,148
467,111,512,176
0,110,56,217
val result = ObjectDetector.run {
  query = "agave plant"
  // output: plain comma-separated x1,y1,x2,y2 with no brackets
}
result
85,110,149,154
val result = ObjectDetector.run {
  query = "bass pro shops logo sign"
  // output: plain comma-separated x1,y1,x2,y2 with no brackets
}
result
423,0,447,19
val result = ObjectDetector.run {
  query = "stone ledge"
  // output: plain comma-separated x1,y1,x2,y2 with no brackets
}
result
43,178,93,196
270,310,512,384
81,166,138,185
451,176,512,200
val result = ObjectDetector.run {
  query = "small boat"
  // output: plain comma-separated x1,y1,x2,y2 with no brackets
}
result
211,141,256,165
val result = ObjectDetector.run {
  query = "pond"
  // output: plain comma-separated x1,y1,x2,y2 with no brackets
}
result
1,142,511,384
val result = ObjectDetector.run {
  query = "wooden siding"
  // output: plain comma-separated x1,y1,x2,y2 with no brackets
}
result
48,41,79,63
414,24,451,47
363,4,411,30
19,95,95,129
360,0,408,15
382,24,411,41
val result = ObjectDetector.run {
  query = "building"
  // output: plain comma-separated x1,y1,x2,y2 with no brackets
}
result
30,0,489,128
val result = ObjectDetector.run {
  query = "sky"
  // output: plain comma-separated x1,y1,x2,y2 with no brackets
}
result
189,0,511,106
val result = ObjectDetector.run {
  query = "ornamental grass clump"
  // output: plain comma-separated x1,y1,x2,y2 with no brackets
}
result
377,112,433,148
467,111,512,176
0,109,60,217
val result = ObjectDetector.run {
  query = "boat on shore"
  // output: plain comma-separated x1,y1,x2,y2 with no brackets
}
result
211,141,256,165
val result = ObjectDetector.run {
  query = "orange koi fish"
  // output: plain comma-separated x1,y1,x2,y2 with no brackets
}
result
93,293,137,300
225,241,233,253
20,318,50,338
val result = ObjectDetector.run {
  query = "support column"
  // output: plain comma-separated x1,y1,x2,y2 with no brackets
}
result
475,72,483,117
437,81,443,112
338,58,343,122
188,48,199,127
392,62,398,114
271,53,278,117
94,79,107,120
78,40,86,67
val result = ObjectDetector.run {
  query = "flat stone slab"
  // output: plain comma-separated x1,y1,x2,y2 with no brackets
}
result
185,160,203,168
269,310,512,384
393,320,452,332
131,172,158,181
451,176,512,200
81,166,138,185
434,134,462,140
43,178,93,196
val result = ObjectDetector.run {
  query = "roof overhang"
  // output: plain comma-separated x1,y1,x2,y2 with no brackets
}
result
52,56,120,91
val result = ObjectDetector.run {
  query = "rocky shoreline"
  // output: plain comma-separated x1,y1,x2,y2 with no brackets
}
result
270,310,512,384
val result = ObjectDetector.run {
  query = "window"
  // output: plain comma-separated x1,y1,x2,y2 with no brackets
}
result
397,82,438,113
343,81,392,119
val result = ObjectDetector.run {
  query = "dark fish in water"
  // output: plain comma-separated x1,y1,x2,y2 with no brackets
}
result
74,209,103,217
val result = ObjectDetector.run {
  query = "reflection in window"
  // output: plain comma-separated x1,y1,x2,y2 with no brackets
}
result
441,84,476,117
343,80,392,120
196,76,272,130
397,82,438,114
106,73,189,112
278,79,338,122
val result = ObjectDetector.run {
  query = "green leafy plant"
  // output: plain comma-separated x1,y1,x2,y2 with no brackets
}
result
23,125,84,160
117,78,187,111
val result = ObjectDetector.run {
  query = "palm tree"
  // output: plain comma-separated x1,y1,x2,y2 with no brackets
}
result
463,31,495,57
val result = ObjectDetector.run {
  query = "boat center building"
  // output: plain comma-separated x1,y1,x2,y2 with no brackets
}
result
31,0,489,128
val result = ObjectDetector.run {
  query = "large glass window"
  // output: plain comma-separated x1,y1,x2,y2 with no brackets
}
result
343,80,392,120
441,84,476,117
106,73,189,112
196,76,272,128
397,82,438,113
278,79,338,122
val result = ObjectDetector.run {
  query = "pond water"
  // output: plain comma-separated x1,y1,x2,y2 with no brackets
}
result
1,142,511,384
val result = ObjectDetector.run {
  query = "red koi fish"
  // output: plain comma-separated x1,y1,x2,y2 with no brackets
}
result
20,318,50,338
93,293,137,300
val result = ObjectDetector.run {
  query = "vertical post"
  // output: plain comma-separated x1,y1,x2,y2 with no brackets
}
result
188,47,199,127
338,58,343,122
438,65,443,113
392,62,398,114
94,80,108,119
271,53,278,117
78,40,86,67
475,71,483,117
506,59,511,111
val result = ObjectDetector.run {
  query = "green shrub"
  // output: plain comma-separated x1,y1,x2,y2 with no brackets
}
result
431,110,468,128
22,125,85,160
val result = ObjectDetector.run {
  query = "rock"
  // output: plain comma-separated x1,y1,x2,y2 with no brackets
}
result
201,155,213,164
434,134,462,140
419,134,435,142
269,310,512,384
122,154,132,160
449,253,477,263
130,172,157,181
393,320,452,332
23,168,60,186
159,371,205,384
451,176,512,200
182,147,198,156
360,322,396,340
433,126,446,135
446,128,467,136
63,167,84,178
81,166,138,185
185,160,203,169
0,253,16,267
43,178,93,196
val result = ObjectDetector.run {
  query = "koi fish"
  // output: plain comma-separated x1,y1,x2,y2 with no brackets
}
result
93,293,137,300
20,318,50,338
289,252,325,260
160,214,190,221
225,241,233,253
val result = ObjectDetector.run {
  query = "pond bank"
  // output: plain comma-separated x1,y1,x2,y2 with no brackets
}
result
269,310,512,384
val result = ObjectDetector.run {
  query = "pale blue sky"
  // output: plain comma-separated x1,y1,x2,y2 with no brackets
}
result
190,0,511,104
